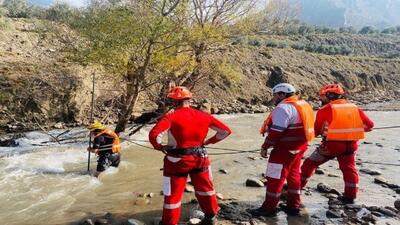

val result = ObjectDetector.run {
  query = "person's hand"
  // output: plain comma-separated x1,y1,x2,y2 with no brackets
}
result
261,142,271,150
160,145,172,154
260,149,269,158
87,147,98,154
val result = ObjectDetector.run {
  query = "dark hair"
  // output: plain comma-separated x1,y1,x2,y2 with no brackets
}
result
276,92,295,98
326,92,341,100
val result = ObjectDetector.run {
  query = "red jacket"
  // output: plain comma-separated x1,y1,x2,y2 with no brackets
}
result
149,107,232,150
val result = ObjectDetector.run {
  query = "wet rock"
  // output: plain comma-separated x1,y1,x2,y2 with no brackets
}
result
360,169,382,176
185,184,195,193
371,211,384,217
188,218,201,225
0,138,19,147
94,218,108,225
345,204,363,210
247,156,257,160
315,169,325,175
384,206,399,214
219,169,228,174
190,210,205,219
148,193,155,198
356,208,371,219
374,177,388,185
317,183,341,195
377,208,397,217
326,209,344,218
361,214,376,223
328,198,343,206
327,174,340,178
395,188,400,194
152,217,162,225
53,122,65,129
82,219,95,225
245,178,264,187
134,197,150,205
329,204,341,210
395,199,400,210
317,183,332,193
128,219,144,225
216,193,224,200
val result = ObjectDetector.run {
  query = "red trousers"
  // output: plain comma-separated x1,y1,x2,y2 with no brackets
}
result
161,155,218,225
300,141,359,199
261,149,305,211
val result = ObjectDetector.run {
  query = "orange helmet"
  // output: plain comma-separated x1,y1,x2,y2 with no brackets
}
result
167,86,193,100
319,84,345,96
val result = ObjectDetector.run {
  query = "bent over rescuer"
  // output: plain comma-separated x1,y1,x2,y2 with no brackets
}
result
149,86,232,225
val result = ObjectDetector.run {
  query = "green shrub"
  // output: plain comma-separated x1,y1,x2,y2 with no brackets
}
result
3,0,29,18
291,43,305,50
45,3,75,22
265,40,278,47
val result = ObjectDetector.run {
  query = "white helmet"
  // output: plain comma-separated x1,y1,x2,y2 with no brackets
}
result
272,83,296,94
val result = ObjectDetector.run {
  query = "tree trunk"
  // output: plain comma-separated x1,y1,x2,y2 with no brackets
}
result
114,41,154,134
114,81,140,134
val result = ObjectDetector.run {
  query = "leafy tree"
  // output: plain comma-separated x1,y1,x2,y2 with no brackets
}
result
3,0,29,18
359,26,378,34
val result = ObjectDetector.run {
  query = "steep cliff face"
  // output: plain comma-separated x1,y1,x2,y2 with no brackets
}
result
299,0,400,29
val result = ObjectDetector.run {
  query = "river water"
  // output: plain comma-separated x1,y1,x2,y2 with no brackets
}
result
0,112,399,225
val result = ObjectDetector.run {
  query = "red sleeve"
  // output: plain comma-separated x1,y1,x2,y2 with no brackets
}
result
204,116,232,145
148,115,171,150
315,106,331,137
359,109,374,132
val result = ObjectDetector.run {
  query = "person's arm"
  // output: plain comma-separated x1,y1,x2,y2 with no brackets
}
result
87,136,103,154
148,116,171,150
314,110,324,137
204,116,232,145
261,107,289,150
359,108,374,132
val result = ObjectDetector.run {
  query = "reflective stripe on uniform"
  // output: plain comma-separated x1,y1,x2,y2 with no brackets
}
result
331,103,356,108
289,150,301,154
345,182,358,188
266,191,281,198
270,124,286,132
288,189,301,195
195,190,216,196
164,202,181,209
328,128,365,133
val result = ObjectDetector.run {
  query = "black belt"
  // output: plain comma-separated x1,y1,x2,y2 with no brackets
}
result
166,147,207,156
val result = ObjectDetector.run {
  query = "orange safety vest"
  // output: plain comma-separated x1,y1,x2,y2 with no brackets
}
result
94,128,121,153
260,96,315,142
323,99,365,141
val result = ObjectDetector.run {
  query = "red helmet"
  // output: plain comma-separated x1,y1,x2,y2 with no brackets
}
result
319,84,345,96
167,86,193,100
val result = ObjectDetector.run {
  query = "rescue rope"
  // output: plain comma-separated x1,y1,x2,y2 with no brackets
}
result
373,125,400,130
120,138,261,155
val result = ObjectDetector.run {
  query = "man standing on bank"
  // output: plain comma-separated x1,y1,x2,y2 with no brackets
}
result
149,86,232,225
250,83,315,217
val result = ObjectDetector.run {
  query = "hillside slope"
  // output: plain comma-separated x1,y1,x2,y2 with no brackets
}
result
1,18,400,132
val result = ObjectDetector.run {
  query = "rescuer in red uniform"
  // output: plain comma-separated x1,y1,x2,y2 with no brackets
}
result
300,84,374,204
149,86,232,225
250,83,315,217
